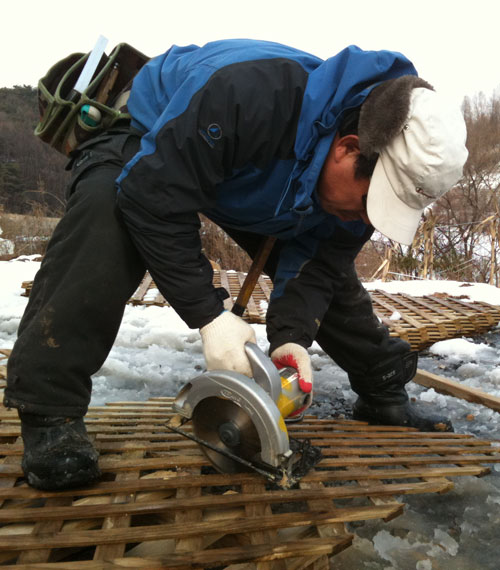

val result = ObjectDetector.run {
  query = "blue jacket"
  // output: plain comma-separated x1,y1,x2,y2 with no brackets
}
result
116,39,416,342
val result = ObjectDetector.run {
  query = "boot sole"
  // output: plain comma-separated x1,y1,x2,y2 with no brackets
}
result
25,464,102,491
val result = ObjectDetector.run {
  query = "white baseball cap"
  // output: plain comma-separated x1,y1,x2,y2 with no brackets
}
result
366,87,468,245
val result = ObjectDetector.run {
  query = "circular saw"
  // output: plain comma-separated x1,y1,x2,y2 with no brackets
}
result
168,343,322,487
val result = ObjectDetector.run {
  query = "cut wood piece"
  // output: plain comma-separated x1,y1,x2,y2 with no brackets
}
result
414,368,500,412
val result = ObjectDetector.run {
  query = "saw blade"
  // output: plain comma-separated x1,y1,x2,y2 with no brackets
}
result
192,396,262,473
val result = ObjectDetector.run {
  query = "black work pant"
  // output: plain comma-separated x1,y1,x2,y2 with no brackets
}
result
5,133,145,416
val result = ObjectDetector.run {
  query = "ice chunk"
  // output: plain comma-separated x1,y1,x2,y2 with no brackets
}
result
419,388,448,407
420,388,439,402
457,363,483,378
488,367,500,386
372,530,422,563
433,529,459,556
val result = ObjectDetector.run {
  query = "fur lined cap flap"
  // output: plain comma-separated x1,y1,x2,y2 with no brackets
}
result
359,75,434,158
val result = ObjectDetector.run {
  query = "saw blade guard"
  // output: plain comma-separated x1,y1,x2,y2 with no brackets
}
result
173,345,291,469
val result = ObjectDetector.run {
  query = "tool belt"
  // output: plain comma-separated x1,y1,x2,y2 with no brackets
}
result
35,43,149,156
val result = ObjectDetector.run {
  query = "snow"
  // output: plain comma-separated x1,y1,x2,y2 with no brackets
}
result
1,257,500,569
430,337,497,360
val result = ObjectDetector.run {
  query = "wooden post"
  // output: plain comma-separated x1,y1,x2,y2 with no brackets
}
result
475,214,497,287
421,216,435,279
381,245,392,281
370,245,394,281
489,216,498,287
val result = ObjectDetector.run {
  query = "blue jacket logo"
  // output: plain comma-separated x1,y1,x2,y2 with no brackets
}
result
198,123,222,148
207,123,222,139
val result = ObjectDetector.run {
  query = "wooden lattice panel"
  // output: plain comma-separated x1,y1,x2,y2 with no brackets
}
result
370,289,500,349
1,399,499,568
128,271,272,324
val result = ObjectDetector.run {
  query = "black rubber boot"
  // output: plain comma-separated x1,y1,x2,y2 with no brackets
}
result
350,352,454,432
19,412,101,490
352,398,454,432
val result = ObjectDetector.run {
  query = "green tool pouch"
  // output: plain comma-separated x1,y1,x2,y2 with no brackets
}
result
35,43,149,156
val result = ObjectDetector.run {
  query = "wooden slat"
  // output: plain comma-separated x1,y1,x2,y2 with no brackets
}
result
414,368,500,412
0,536,353,569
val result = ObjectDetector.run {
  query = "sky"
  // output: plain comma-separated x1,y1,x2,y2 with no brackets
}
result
3,0,500,107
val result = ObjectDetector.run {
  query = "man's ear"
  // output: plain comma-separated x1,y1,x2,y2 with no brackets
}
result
334,134,361,160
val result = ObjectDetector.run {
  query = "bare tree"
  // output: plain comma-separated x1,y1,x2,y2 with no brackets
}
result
431,90,500,281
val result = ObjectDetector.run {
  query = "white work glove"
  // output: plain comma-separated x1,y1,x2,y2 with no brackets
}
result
270,343,313,394
200,310,257,377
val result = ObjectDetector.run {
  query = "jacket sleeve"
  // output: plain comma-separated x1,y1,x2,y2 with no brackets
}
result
266,225,374,353
116,58,308,328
